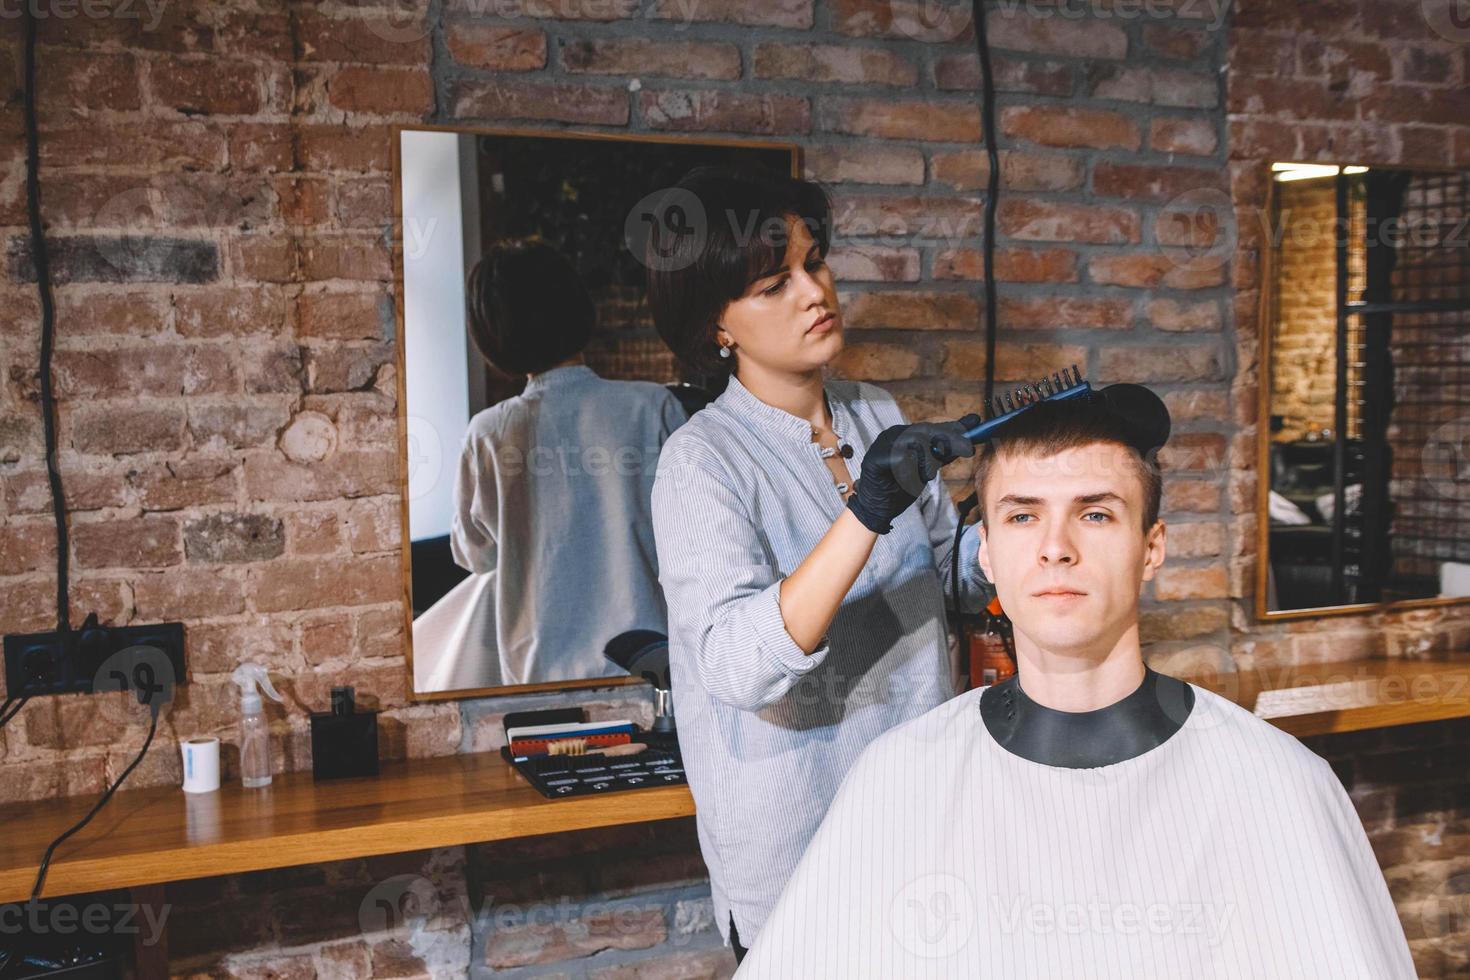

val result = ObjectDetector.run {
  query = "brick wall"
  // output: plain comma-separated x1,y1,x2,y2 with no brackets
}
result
0,0,1468,975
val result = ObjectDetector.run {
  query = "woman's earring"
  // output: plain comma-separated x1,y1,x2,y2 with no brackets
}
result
718,345,732,359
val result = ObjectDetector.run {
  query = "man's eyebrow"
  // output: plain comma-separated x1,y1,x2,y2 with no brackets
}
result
994,492,1127,507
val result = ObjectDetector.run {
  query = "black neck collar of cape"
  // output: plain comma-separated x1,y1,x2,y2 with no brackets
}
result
979,666,1195,769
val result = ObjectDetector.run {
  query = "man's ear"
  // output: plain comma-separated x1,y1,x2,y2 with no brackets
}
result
1140,519,1167,582
977,520,994,583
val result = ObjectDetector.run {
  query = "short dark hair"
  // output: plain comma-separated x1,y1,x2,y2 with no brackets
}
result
465,238,594,376
974,398,1164,534
643,165,833,378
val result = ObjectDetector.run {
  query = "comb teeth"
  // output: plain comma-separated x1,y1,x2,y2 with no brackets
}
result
984,365,1086,420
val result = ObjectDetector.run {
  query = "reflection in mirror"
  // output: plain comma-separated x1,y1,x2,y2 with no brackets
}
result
396,127,799,695
1263,163,1470,614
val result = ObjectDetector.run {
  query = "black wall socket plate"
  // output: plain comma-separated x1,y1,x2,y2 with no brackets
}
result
3,621,186,700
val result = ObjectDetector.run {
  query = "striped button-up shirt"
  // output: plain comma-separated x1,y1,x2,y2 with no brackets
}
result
650,372,991,948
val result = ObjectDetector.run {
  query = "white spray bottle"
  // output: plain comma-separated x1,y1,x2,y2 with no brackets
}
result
231,664,285,789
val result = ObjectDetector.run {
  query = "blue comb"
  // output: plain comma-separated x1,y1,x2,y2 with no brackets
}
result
961,364,1092,445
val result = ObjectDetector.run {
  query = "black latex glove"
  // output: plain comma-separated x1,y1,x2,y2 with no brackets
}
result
846,415,981,534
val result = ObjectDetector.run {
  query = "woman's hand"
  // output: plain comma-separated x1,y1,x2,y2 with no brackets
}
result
846,415,980,534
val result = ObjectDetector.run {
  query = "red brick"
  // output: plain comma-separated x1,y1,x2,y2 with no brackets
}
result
826,244,920,281
229,235,300,283
39,124,226,171
842,290,979,330
1099,345,1224,384
943,341,1088,381
299,236,392,282
243,451,399,503
649,0,812,28
819,97,979,142
1149,117,1218,156
828,0,971,41
935,247,1078,283
297,11,434,65
1087,66,1217,108
641,90,808,135
987,11,1127,59
133,568,247,620
1300,39,1393,83
1154,565,1230,600
53,344,236,399
933,53,1073,94
755,43,916,86
0,520,56,575
834,195,983,239
1227,76,1356,122
999,199,1140,244
1088,253,1223,289
297,124,394,174
1167,521,1226,558
42,51,141,112
283,509,342,557
149,59,262,116
453,80,630,126
301,615,354,667
930,149,1084,192
275,176,333,228
128,456,240,511
174,285,292,339
445,23,547,71
334,178,392,229
829,342,921,381
156,175,275,229
228,123,294,172
1164,478,1221,513
55,290,168,337
1001,105,1139,150
68,403,188,455
1138,605,1229,643
73,515,181,570
1148,298,1221,332
326,66,433,115
999,296,1133,331
564,38,741,80
485,905,667,969
805,145,924,185
1094,164,1226,202
1142,24,1211,60
251,555,399,613
187,400,292,452
296,289,392,341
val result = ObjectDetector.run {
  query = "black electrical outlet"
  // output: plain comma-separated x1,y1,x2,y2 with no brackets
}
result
3,618,186,701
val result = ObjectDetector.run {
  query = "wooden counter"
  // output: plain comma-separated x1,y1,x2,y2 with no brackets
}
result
1190,652,1470,737
1,653,1467,904
0,749,694,903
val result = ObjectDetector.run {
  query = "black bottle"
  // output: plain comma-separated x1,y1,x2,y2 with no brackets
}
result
310,686,379,780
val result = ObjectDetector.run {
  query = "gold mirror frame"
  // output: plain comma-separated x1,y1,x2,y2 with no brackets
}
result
1253,159,1470,622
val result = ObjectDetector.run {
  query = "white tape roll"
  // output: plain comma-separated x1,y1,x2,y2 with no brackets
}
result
181,736,221,794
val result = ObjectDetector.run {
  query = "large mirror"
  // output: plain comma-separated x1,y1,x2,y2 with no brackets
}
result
1258,162,1470,618
392,126,801,697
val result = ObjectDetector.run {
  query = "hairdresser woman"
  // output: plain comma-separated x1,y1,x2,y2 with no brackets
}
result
645,166,991,963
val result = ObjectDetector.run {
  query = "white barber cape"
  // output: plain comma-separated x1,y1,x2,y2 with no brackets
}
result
737,684,1413,979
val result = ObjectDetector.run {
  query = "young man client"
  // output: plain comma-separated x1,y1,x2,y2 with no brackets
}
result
736,384,1414,978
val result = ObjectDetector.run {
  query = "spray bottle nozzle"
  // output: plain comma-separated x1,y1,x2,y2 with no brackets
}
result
231,663,284,714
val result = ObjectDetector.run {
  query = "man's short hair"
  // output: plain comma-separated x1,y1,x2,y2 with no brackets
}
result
974,398,1163,534
465,238,594,376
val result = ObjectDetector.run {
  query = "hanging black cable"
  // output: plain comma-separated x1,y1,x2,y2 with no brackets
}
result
951,0,1001,652
23,0,70,643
